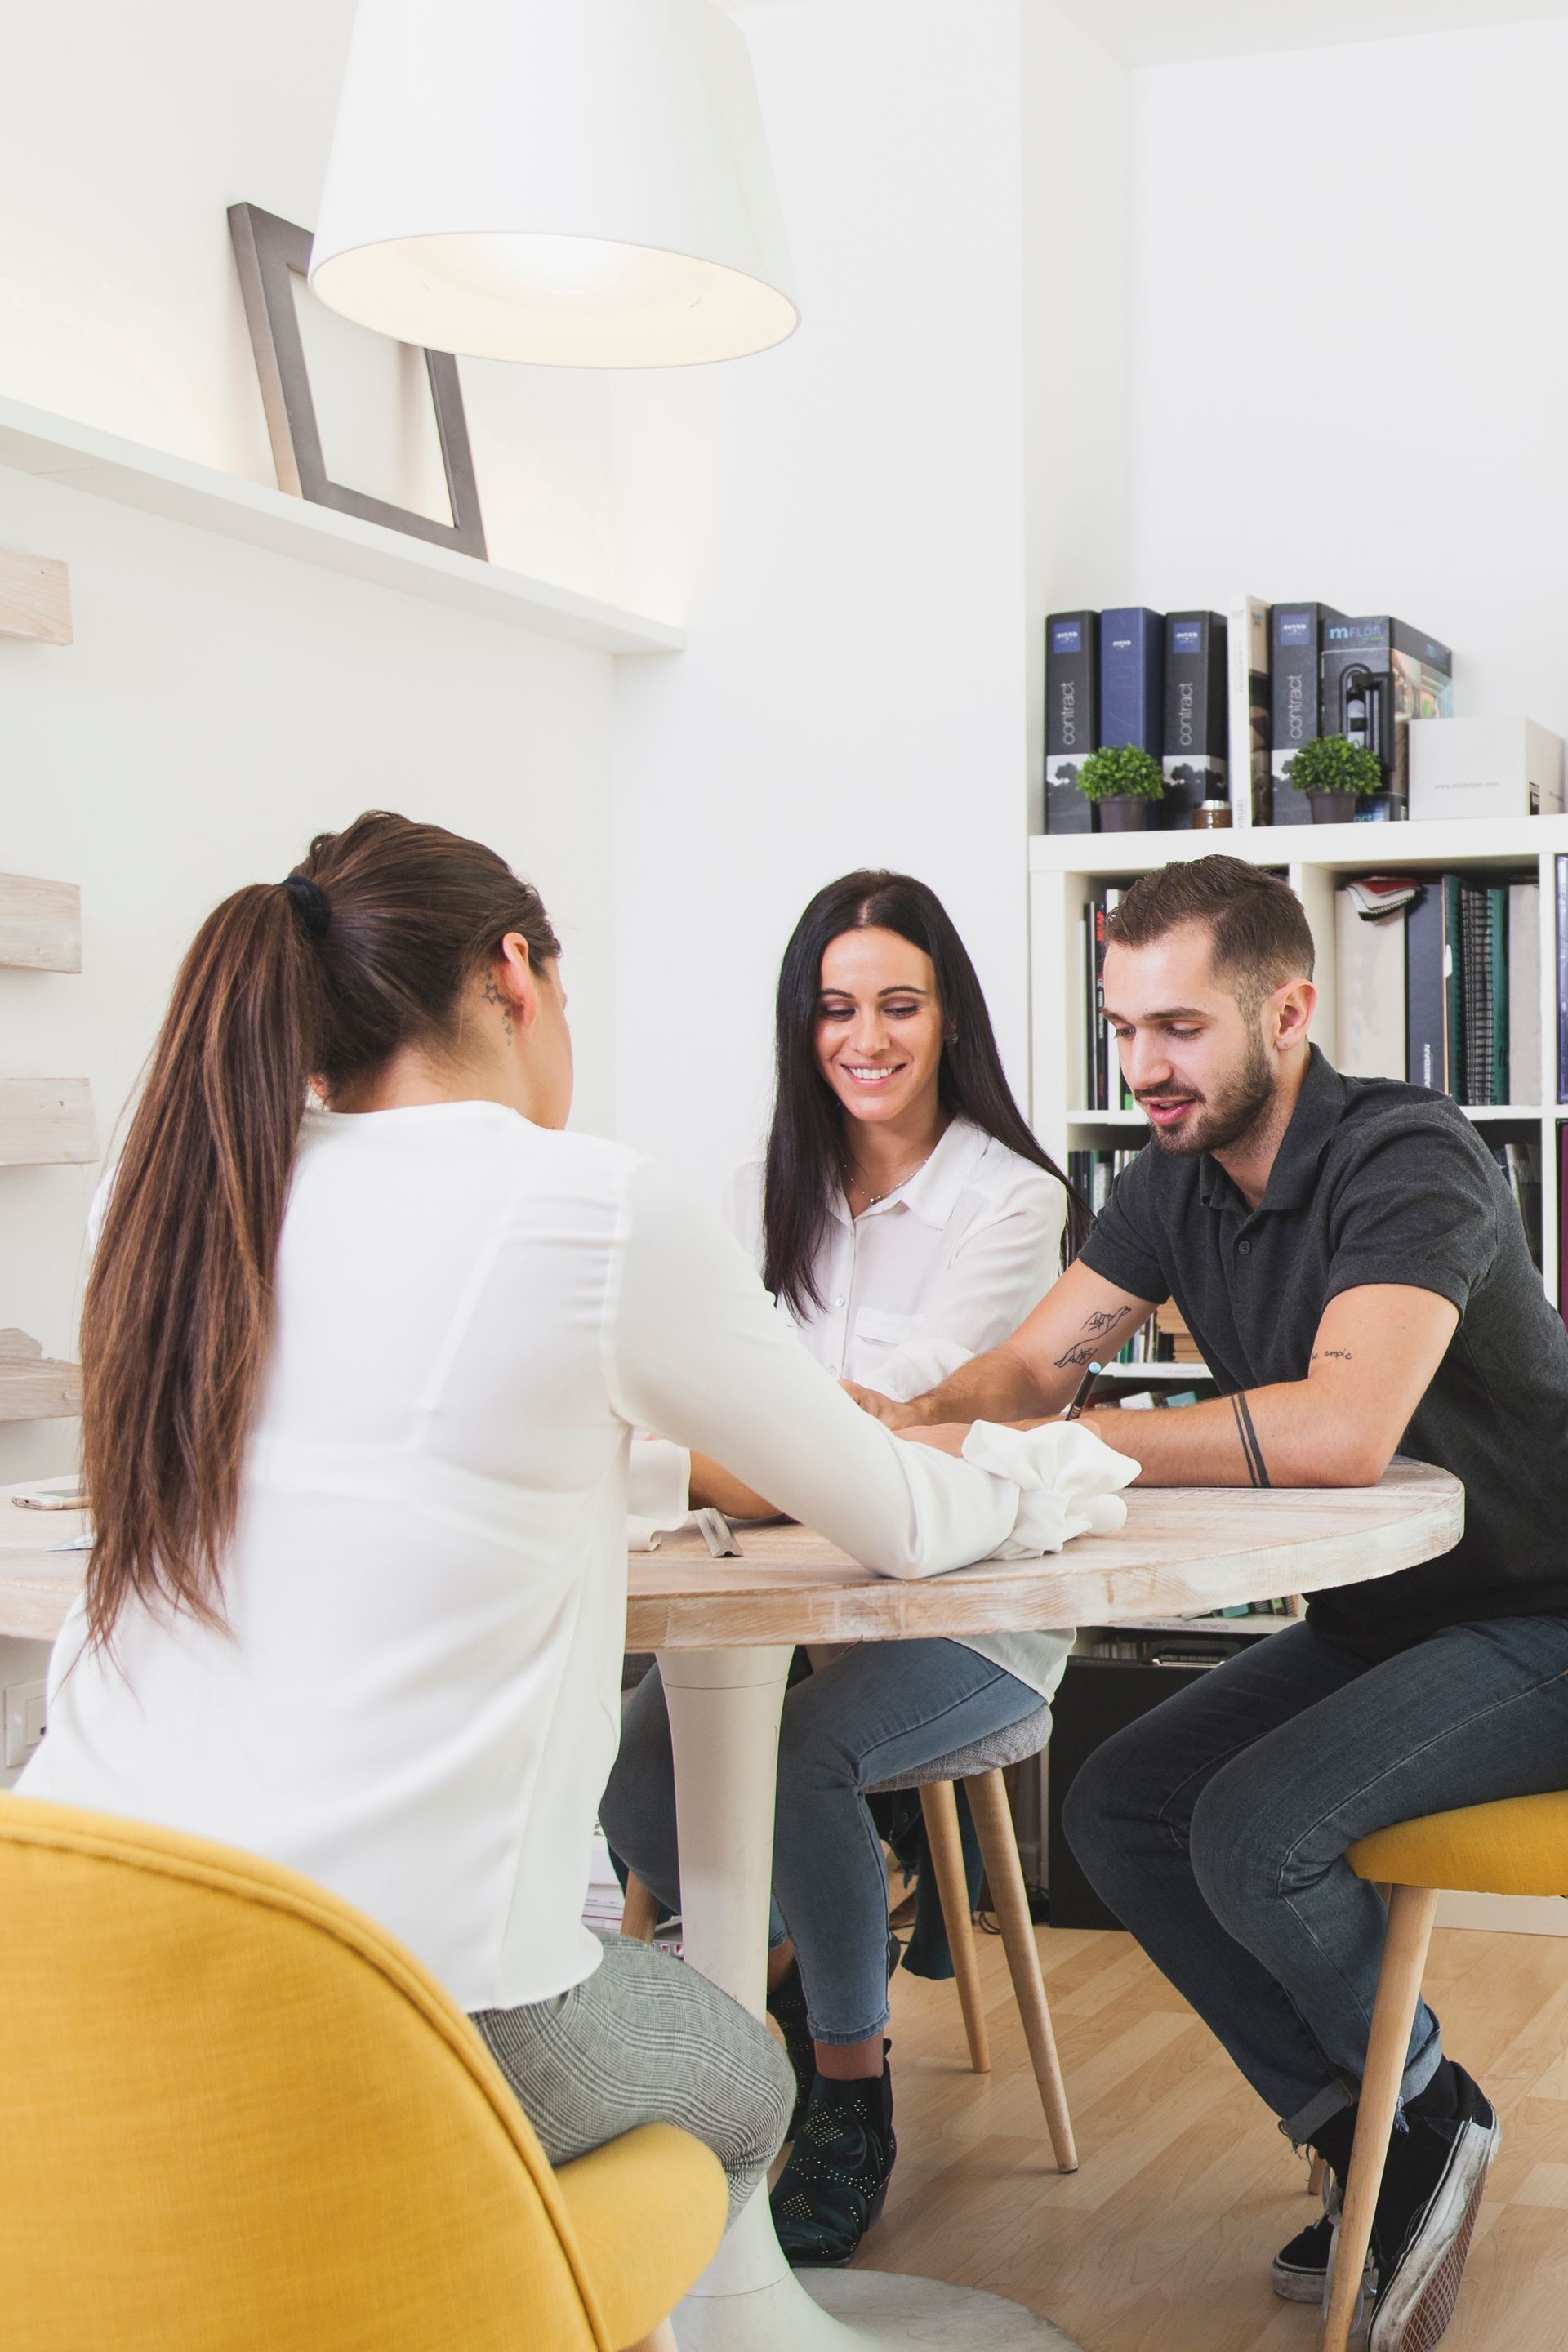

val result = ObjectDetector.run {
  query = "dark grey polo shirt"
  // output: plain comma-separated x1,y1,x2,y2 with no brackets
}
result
1079,1045,1568,1648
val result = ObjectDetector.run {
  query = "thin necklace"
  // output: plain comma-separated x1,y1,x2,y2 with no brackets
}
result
847,1130,945,1208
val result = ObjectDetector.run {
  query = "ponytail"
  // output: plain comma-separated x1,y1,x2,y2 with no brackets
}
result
82,885,320,1650
81,811,560,1650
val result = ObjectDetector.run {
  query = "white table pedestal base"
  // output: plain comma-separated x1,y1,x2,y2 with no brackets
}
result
661,1645,1081,2352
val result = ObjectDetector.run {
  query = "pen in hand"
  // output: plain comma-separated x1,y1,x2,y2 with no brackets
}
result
1062,1361,1102,1421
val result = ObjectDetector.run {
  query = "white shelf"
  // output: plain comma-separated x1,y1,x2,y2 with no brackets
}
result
1031,813,1568,873
0,394,684,657
1072,1102,1539,1127
1095,1361,1210,1381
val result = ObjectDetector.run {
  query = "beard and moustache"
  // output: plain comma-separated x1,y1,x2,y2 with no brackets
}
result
1140,1027,1277,1157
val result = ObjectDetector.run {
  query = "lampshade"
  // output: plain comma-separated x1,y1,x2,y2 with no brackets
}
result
310,0,798,368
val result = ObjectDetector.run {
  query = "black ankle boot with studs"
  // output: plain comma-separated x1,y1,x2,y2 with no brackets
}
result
769,2042,896,2268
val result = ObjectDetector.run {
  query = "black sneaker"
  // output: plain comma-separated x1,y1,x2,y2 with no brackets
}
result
1272,2165,1339,2302
1273,2211,1335,2302
769,2045,896,2268
1330,2066,1500,2350
766,1959,816,2140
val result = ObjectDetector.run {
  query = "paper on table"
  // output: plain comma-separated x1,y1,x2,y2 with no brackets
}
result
963,1419,1139,1560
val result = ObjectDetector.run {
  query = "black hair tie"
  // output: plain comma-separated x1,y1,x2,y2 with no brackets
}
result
281,871,331,940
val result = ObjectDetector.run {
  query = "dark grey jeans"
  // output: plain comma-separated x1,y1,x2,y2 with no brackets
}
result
473,1932,793,2221
601,1639,1040,2045
1062,1614,1568,2143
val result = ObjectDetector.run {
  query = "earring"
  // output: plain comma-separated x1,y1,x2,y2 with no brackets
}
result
946,1025,960,1045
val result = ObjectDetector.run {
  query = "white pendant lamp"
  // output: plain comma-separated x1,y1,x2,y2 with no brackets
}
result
310,0,798,368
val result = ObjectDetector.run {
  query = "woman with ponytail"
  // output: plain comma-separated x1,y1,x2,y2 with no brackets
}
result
20,813,1063,2226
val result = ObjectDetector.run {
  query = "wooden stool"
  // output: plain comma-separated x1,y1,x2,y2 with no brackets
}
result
621,1702,1076,2173
1322,1793,1568,2352
869,1704,1077,2173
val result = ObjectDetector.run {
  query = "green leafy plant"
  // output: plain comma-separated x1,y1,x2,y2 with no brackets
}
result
1076,744,1166,803
1287,733,1383,798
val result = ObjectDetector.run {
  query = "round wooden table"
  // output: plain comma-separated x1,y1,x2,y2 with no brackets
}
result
1,1468,1464,2348
625,1463,1463,2352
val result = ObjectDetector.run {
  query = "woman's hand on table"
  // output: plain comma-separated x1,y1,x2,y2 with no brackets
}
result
840,1379,920,1429
688,1450,785,1522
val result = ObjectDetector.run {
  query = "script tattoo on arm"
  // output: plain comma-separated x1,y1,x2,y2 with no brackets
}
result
1230,1390,1272,1490
481,975,514,1045
1312,1348,1354,1364
1054,1305,1132,1370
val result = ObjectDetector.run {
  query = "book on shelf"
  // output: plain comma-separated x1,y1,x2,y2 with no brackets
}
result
1490,1139,1543,1272
1269,601,1348,826
1557,856,1568,1103
1320,615,1454,808
1510,879,1541,1105
1226,593,1270,827
1044,610,1098,835
1340,872,1535,1106
1081,902,1100,1112
1163,610,1227,824
1082,885,1132,1109
1405,876,1450,1093
1336,883,1406,1082
1100,607,1164,760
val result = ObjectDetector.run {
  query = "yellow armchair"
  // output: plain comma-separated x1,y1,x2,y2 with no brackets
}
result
0,1794,725,2350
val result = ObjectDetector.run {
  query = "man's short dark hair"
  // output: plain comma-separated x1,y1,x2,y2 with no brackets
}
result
1104,856,1315,1013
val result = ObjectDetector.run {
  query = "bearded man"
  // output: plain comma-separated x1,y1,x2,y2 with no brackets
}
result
849,854,1568,2351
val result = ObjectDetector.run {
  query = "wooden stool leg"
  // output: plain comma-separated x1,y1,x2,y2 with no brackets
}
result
1307,2152,1326,2198
919,1781,991,2074
1321,1884,1440,2352
620,1870,660,1942
968,1768,1079,2174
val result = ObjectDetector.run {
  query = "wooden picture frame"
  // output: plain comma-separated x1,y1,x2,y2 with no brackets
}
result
227,201,487,561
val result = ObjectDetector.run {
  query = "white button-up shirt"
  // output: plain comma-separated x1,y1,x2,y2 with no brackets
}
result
24,1104,1057,2013
724,1118,1073,1696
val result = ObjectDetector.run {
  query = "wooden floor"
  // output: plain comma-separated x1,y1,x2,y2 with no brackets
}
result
857,1918,1568,2350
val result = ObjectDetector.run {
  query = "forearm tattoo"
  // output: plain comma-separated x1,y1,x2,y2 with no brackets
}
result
1054,1306,1131,1370
1231,1390,1271,1489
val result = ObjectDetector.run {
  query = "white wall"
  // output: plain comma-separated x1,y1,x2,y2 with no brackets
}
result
612,0,1037,1200
0,467,615,1494
1127,18,1568,739
1022,2,1133,826
0,0,630,1493
0,0,649,613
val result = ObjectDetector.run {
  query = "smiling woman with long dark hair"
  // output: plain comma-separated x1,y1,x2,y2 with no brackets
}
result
602,869,1082,2270
761,869,1086,1325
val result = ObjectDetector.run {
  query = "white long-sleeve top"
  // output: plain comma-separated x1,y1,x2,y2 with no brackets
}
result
23,1102,1064,2013
724,1117,1064,1404
722,1117,1072,1696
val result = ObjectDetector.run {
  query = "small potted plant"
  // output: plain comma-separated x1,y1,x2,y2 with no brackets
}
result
1076,743,1166,832
1287,733,1383,824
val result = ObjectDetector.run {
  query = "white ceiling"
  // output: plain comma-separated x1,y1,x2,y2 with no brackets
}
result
1049,0,1568,68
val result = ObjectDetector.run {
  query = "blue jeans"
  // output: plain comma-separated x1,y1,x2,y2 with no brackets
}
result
1062,1615,1568,2143
600,1639,1040,2045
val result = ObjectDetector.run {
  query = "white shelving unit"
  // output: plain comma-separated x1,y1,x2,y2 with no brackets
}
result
1031,813,1567,1311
